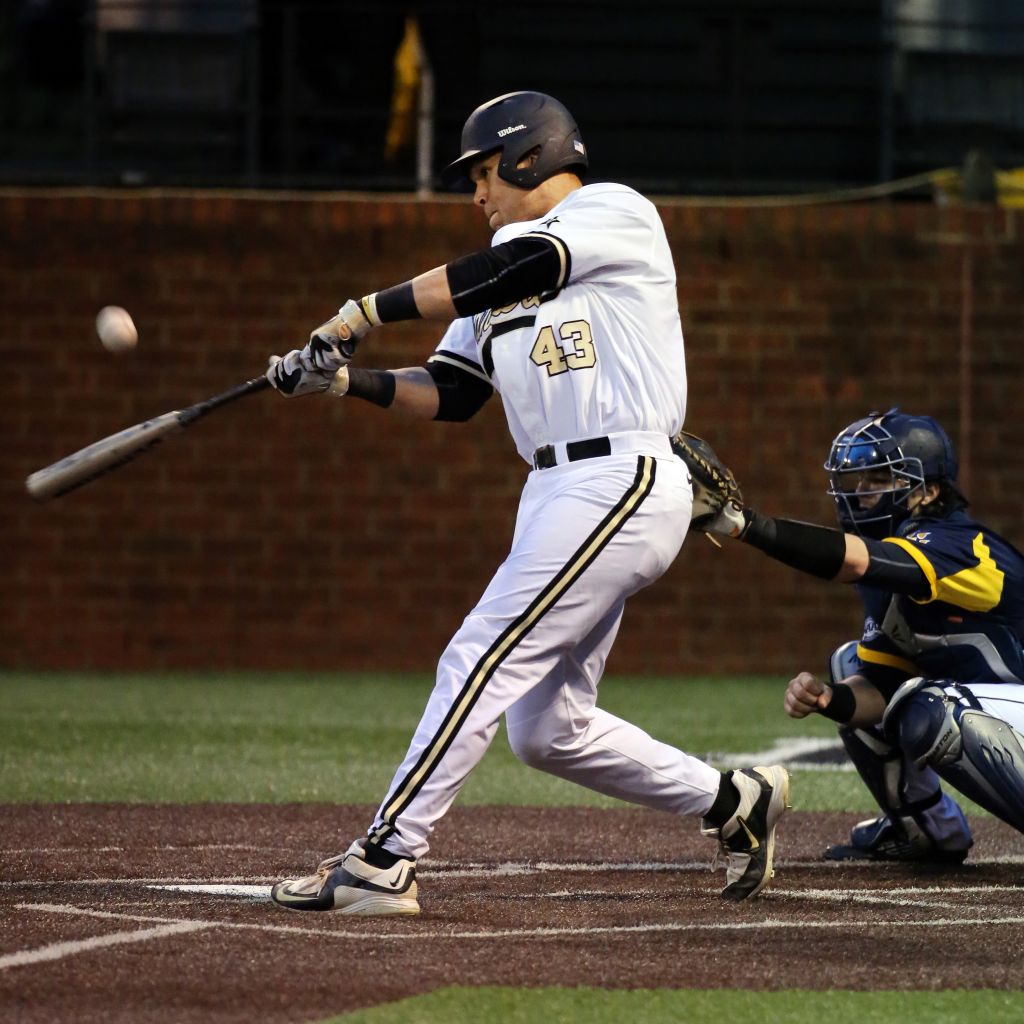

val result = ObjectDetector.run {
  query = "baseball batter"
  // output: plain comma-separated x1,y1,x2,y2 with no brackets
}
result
265,92,789,914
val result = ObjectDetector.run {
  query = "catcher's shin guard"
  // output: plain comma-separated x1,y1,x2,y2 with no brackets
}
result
827,647,972,859
891,683,1024,835
829,724,971,860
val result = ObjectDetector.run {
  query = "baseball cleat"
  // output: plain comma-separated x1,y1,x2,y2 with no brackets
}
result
824,815,969,864
270,839,420,915
702,765,791,902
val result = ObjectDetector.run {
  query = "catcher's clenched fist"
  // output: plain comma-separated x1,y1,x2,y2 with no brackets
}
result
784,672,834,719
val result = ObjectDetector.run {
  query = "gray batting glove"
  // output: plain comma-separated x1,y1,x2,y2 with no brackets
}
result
303,299,374,373
266,351,334,397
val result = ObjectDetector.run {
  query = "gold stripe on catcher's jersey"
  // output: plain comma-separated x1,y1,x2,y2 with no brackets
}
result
370,455,658,846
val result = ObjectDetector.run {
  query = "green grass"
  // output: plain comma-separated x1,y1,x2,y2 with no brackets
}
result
322,987,1024,1024
2,671,872,808
1,671,1005,1023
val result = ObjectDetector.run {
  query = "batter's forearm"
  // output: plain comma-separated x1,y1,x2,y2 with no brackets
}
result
359,236,566,326
392,367,441,418
361,270,459,323
411,268,458,321
333,366,440,419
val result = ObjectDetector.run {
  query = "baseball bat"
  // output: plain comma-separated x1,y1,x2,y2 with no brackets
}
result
25,375,271,502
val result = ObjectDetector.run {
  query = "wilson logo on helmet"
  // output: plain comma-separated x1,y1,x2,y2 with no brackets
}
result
497,124,527,137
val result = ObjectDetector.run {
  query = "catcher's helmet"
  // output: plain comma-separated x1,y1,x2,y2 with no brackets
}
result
441,91,587,191
824,408,958,538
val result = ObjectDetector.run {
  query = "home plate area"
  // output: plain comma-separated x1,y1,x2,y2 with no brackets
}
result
2,804,1024,1023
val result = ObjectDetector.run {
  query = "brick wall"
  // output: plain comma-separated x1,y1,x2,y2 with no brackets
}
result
2,191,1021,676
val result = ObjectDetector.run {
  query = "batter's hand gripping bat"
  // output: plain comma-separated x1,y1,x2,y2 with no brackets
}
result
25,375,271,501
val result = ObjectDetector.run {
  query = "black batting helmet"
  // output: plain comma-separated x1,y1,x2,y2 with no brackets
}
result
441,91,588,190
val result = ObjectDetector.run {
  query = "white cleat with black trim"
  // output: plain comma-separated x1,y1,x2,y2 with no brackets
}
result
701,764,791,902
270,839,420,916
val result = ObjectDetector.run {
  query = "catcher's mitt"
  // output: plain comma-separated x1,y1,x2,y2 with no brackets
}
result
671,429,743,531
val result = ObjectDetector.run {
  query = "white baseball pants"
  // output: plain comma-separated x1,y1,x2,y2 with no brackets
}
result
365,442,722,860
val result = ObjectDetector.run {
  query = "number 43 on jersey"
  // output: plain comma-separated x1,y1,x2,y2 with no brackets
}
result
530,320,597,376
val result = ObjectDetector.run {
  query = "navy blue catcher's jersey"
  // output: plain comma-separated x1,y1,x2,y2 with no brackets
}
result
853,509,1024,699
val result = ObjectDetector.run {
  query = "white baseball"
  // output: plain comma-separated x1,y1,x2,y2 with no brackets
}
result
96,306,138,353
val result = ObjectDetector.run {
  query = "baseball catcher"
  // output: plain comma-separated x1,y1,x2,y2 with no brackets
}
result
705,408,1024,863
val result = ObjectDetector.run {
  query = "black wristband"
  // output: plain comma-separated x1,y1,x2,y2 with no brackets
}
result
739,509,847,580
368,282,419,323
345,368,396,408
819,682,857,723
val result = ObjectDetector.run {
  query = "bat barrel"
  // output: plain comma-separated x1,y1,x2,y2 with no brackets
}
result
25,412,185,501
25,372,271,502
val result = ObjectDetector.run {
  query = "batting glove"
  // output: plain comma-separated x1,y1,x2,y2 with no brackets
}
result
303,299,374,373
266,352,334,397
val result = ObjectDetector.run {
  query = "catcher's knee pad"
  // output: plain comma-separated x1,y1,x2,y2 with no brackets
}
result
885,682,957,767
886,682,1024,834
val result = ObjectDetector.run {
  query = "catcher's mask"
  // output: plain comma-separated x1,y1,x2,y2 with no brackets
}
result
824,408,959,539
441,91,588,191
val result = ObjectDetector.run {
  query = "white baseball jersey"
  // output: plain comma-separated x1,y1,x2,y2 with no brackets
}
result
431,182,687,462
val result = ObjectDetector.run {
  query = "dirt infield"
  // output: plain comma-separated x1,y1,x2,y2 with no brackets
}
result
2,803,1024,1023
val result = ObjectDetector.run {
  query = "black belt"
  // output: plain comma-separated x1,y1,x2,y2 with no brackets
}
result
532,436,612,470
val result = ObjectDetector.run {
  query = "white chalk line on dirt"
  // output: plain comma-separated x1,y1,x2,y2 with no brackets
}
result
6,851,1024,892
0,844,263,855
0,918,212,971
155,884,270,898
15,901,1024,944
4,853,1024,891
12,876,1015,908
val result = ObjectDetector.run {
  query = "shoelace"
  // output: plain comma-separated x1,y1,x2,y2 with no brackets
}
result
314,851,349,873
709,834,735,871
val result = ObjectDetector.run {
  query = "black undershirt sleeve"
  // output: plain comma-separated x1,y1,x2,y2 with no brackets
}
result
424,359,494,422
446,234,567,317
739,509,931,596
859,538,932,598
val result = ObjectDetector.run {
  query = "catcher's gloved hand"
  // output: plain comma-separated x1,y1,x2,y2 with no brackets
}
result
303,299,374,373
671,429,746,536
706,501,747,538
266,351,334,397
